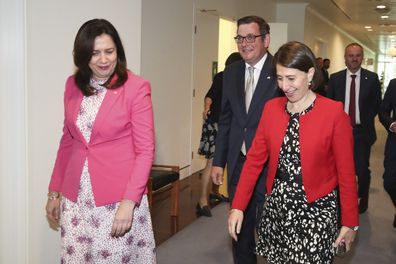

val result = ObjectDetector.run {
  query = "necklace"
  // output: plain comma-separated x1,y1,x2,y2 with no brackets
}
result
287,90,316,113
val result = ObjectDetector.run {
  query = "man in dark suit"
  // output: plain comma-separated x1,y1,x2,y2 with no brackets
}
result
327,42,381,214
378,79,396,228
323,58,330,85
211,16,279,264
315,57,327,96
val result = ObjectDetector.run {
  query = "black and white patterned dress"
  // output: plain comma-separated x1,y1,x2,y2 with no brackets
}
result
198,121,218,159
255,100,338,263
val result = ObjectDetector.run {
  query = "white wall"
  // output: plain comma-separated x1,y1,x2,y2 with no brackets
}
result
141,0,195,178
304,7,377,75
0,0,27,262
218,18,238,72
236,0,277,22
276,3,307,43
267,23,288,55
194,0,277,22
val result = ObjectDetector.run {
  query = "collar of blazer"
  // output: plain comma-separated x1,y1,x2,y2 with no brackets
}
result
245,53,276,116
68,79,124,146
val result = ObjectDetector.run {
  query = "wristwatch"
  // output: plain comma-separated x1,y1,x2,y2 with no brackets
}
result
347,226,359,231
47,191,60,200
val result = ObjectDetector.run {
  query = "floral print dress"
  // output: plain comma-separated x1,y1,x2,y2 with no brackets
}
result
60,79,156,263
255,101,338,263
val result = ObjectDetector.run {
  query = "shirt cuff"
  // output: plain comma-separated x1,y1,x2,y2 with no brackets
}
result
389,122,396,132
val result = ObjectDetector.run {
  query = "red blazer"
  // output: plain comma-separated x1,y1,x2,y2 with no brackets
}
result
49,71,154,206
232,95,359,226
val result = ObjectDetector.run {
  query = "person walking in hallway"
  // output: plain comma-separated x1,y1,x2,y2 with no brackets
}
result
327,42,381,214
197,52,242,217
211,15,279,264
323,58,330,85
379,78,396,228
323,58,331,93
45,19,156,263
228,41,358,264
315,57,327,96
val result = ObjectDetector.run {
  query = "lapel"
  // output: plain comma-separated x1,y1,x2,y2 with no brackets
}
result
89,86,124,143
247,54,275,116
359,68,369,108
339,70,347,103
68,87,87,145
235,63,247,117
67,81,124,145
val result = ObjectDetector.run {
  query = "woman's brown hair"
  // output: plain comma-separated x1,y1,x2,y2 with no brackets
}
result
73,19,128,96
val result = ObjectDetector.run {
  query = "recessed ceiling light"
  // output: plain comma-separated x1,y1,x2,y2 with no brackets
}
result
364,26,372,29
377,5,387,9
381,15,389,19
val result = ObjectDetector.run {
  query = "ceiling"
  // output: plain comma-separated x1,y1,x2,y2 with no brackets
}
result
280,0,396,57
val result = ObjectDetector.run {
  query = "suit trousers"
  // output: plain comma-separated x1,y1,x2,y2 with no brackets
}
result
228,153,265,264
353,127,373,199
383,136,396,208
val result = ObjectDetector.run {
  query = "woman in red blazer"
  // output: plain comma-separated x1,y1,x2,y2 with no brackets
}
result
228,41,358,263
45,19,156,263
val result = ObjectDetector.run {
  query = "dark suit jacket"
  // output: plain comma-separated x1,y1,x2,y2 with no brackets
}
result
379,79,396,161
213,54,279,197
322,68,329,85
327,68,381,145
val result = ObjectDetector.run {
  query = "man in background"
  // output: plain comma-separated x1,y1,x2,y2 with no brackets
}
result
323,58,330,86
315,57,327,96
327,43,381,214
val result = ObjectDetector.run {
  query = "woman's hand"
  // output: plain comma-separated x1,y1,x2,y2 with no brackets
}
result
202,108,211,120
202,98,213,120
46,197,61,226
111,199,135,238
228,209,244,241
334,226,357,252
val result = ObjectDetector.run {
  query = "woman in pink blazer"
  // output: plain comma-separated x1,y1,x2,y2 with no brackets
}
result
228,42,358,263
45,19,156,263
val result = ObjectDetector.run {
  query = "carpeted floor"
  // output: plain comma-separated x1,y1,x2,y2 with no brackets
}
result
157,203,233,264
157,119,396,263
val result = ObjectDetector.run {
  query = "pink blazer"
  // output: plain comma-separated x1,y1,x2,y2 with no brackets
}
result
49,71,154,206
232,96,358,227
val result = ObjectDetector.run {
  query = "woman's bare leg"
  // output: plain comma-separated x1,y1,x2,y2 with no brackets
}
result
199,159,213,206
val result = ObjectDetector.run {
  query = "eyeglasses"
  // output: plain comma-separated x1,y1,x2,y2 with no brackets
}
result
234,34,263,44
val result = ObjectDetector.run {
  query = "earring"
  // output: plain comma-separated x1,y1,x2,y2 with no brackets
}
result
308,80,312,86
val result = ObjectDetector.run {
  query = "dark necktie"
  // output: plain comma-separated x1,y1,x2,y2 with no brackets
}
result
349,74,357,125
